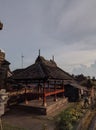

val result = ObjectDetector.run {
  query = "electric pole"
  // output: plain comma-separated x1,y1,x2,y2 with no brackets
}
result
21,54,24,68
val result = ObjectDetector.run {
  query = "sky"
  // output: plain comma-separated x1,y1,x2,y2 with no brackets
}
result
0,0,96,77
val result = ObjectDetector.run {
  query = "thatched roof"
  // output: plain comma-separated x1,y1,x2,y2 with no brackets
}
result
12,56,73,81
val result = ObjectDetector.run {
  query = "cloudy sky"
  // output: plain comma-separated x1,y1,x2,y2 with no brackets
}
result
0,0,96,77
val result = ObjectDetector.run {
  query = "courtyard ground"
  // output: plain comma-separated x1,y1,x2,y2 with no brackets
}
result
2,105,56,130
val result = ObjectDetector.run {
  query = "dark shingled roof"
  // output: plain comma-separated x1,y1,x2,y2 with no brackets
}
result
13,69,24,75
12,56,73,81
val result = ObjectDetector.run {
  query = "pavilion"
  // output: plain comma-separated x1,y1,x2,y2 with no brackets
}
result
10,55,87,114
12,55,73,105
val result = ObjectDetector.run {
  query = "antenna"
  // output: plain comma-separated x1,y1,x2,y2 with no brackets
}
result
52,55,54,61
21,53,24,68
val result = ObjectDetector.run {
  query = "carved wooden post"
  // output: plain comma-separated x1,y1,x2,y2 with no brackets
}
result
62,80,65,98
38,81,41,100
25,82,28,104
54,81,57,101
48,81,50,92
42,82,47,106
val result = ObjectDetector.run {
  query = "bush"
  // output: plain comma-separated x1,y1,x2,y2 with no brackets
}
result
55,117,73,130
55,104,84,130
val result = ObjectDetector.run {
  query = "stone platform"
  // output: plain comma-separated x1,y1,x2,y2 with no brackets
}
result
18,98,68,115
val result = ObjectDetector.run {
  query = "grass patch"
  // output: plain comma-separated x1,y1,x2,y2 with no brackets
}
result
54,102,88,130
2,123,27,130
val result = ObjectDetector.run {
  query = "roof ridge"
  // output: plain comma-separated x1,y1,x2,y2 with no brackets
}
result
35,56,57,67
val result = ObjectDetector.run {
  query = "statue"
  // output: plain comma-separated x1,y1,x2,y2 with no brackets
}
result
0,89,9,116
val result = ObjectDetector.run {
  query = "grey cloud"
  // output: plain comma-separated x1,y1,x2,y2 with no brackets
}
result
1,0,96,44
43,0,96,44
72,61,96,77
0,0,96,76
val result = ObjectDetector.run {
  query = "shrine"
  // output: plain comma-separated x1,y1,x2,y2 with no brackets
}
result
10,54,74,114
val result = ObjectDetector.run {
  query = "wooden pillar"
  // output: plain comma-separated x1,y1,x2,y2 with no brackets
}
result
62,80,65,98
38,81,41,100
48,81,50,92
42,82,47,107
25,83,28,104
54,81,57,101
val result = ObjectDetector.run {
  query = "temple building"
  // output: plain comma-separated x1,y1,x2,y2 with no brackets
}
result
8,54,89,114
12,56,87,100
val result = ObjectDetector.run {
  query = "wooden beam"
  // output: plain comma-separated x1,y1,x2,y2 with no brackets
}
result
45,89,64,96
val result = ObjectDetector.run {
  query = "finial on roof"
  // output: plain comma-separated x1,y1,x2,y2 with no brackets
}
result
39,49,40,56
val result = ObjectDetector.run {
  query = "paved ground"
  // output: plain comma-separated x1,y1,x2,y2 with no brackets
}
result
2,100,74,130
89,112,96,130
2,98,69,130
2,106,55,130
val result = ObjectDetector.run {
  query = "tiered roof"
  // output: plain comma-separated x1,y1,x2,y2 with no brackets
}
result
12,56,73,81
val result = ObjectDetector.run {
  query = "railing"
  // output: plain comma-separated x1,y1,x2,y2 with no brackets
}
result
45,89,64,97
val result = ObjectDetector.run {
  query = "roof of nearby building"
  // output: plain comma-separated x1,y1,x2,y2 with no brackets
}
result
12,56,73,81
69,83,88,91
13,69,24,75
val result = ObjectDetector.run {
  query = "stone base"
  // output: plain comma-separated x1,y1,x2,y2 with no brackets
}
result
19,98,68,115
